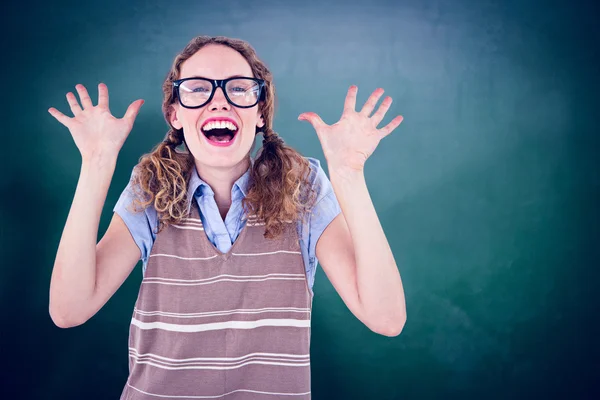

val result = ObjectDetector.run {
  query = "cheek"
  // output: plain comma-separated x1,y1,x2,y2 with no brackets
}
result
241,122,259,141
174,106,200,128
240,112,260,131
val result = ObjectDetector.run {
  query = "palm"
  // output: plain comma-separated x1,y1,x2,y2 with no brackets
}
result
298,86,403,172
70,107,132,156
48,83,144,160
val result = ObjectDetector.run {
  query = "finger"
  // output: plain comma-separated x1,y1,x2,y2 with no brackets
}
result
48,107,73,128
343,85,358,115
298,112,326,132
122,99,145,124
378,115,404,138
75,84,94,109
360,88,385,117
66,92,82,116
371,96,392,126
98,83,109,109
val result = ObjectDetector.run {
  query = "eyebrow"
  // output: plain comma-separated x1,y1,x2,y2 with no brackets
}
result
186,74,251,80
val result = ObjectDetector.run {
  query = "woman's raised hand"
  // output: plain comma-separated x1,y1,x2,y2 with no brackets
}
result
48,83,144,162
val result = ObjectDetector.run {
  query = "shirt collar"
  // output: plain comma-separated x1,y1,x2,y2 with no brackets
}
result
186,157,254,202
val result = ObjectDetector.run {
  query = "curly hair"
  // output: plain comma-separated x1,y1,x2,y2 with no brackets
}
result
127,35,318,239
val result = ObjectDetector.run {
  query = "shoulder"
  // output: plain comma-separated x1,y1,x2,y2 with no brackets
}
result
298,156,327,201
304,155,323,176
302,156,338,214
113,167,159,261
296,156,342,287
114,168,157,218
295,155,341,228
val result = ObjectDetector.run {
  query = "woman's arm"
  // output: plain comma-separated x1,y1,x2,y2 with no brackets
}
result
299,84,406,335
50,155,117,327
48,83,144,327
329,168,406,334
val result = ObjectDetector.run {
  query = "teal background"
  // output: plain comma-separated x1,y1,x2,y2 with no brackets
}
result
2,0,598,398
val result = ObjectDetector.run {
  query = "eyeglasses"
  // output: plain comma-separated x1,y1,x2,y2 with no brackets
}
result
172,77,266,109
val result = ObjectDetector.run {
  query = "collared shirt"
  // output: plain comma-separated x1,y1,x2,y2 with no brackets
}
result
113,156,341,295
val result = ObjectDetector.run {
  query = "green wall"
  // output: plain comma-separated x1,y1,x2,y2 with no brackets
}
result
2,0,598,398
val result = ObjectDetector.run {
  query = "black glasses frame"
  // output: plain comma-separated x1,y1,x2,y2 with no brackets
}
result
172,77,266,109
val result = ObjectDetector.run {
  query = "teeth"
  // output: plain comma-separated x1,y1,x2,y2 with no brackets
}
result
202,120,237,131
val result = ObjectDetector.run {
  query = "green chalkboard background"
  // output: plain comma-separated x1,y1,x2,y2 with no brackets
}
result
2,0,598,398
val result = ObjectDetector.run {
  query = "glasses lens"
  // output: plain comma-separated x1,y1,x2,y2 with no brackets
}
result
225,78,260,107
178,79,213,107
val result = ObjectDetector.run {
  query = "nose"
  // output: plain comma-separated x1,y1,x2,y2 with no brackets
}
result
207,86,231,110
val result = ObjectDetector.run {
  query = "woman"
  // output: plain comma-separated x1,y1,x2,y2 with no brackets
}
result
48,35,406,399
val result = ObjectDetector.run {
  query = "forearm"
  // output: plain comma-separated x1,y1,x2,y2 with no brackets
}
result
49,153,118,326
329,168,406,332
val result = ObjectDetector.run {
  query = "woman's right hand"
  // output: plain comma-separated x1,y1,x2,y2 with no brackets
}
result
48,83,144,162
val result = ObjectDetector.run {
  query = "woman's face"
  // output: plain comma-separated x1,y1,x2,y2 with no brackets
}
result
169,44,265,169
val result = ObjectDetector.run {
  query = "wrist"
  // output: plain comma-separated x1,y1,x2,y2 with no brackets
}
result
329,169,366,197
81,150,119,171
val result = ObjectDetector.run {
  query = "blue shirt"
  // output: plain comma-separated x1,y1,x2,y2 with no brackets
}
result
113,156,341,296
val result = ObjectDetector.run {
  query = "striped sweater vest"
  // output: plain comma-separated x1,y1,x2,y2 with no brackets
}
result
120,197,314,399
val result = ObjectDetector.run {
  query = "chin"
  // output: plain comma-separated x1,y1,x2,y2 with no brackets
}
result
196,142,254,167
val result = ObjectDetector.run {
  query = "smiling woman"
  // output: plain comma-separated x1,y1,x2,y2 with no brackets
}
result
116,37,329,398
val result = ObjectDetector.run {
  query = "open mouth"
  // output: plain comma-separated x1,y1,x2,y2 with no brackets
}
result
201,126,238,144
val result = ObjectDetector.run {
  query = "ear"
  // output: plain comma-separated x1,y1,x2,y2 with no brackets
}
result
169,104,183,130
256,114,265,129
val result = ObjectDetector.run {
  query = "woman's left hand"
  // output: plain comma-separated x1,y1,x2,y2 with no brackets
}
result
298,85,403,174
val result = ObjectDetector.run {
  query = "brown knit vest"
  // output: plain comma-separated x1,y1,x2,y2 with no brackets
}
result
120,197,313,399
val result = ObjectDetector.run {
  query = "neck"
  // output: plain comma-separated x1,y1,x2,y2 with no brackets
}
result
194,157,251,209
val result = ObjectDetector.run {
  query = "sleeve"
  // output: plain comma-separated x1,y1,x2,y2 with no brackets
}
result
112,168,157,263
305,157,342,289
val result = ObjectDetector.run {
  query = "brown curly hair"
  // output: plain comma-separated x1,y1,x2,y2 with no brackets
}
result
127,35,318,239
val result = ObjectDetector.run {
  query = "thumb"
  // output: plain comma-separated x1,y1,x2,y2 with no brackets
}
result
123,99,144,123
298,112,325,130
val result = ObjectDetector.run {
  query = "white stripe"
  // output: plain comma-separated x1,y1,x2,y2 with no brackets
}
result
225,389,311,398
143,273,306,287
178,219,203,225
232,250,301,256
178,221,204,227
143,276,306,287
128,351,309,367
129,358,311,371
127,382,310,398
131,317,310,333
148,250,301,260
128,349,310,363
144,273,304,283
172,224,205,231
148,253,219,260
134,306,311,318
